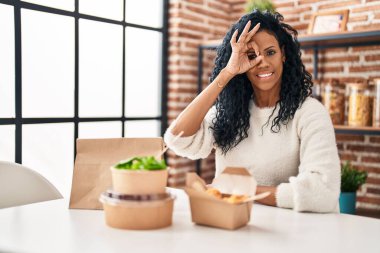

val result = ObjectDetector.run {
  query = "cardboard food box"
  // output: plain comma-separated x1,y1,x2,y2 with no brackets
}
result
110,168,168,195
185,167,269,230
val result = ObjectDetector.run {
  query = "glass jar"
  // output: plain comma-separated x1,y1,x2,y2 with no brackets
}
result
373,79,380,127
347,83,372,127
321,82,345,125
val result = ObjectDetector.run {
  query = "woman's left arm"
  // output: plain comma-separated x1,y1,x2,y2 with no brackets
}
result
275,100,341,213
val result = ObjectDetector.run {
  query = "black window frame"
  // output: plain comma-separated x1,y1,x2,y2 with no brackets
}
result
0,0,169,163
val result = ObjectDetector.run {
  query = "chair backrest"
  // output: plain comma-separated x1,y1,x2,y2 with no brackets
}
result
0,161,62,208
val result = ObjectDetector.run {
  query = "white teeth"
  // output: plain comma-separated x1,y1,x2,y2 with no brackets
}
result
257,73,273,78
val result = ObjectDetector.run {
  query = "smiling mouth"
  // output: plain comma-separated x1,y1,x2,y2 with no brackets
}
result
256,72,274,78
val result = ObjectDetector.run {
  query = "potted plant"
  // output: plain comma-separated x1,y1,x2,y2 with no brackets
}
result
340,161,368,214
111,156,168,195
245,0,276,13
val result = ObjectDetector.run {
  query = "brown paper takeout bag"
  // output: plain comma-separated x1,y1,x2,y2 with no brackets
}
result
69,138,163,210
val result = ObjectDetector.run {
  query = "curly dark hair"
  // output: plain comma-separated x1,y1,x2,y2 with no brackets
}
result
210,10,313,155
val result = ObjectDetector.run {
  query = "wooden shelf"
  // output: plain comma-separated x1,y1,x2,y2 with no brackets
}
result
200,30,380,50
298,30,380,49
334,125,380,135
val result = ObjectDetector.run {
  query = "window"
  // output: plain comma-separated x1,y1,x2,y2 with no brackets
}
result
0,0,168,198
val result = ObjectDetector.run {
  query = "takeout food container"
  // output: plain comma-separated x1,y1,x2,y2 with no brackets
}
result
110,167,168,195
100,190,174,230
185,167,268,230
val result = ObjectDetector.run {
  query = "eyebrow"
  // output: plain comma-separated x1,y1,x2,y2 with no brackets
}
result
263,46,275,51
247,45,276,53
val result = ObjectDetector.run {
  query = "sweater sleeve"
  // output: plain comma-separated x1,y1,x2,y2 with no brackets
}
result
276,99,341,213
163,107,216,160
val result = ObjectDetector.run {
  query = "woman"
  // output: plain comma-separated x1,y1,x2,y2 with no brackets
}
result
164,10,340,213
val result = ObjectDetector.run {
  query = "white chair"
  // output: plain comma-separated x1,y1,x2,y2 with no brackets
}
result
0,161,62,208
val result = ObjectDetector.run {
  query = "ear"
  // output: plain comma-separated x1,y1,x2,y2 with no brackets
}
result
281,46,286,62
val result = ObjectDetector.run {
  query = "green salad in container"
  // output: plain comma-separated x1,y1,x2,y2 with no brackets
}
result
114,156,167,171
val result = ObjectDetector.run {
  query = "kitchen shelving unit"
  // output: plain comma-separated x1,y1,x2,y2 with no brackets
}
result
195,29,380,174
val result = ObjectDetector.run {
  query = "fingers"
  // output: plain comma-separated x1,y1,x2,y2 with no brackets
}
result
252,41,260,57
249,55,263,68
237,20,251,43
245,22,260,43
231,21,260,54
247,41,260,56
247,41,254,51
230,29,238,46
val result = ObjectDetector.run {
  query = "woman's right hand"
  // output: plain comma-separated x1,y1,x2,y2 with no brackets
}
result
224,21,263,76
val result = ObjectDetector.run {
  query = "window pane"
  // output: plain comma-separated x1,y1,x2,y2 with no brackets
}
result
23,123,74,199
125,0,163,28
79,121,122,139
0,4,15,118
125,120,161,137
0,125,15,162
125,28,162,117
23,0,74,11
79,19,123,117
22,10,74,118
79,0,123,21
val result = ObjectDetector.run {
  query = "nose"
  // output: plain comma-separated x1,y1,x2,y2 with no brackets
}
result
257,56,269,69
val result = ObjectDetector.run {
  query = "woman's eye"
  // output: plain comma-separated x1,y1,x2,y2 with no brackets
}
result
267,50,276,56
248,53,257,60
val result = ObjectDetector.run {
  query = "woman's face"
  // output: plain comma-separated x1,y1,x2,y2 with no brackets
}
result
245,30,285,94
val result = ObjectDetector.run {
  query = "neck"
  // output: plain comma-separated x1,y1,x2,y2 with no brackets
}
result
252,88,280,108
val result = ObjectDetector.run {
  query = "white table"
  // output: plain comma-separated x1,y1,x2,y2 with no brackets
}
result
1,188,379,253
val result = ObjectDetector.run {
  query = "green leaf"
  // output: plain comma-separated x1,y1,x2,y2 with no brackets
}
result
114,157,140,169
341,161,368,192
114,156,166,171
245,0,276,13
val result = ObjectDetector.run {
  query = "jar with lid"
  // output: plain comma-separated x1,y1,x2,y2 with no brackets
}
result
373,79,380,127
347,83,372,127
321,82,345,125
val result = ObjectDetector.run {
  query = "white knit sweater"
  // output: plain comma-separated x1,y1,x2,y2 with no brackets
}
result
164,97,341,213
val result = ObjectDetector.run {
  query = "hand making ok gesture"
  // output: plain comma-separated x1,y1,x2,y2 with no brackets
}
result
225,21,263,76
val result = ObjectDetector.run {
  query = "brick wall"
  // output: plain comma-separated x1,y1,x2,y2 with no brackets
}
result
167,0,235,186
167,0,380,212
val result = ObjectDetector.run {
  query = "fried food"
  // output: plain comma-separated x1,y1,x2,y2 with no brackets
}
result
223,195,248,204
206,188,222,198
206,188,248,204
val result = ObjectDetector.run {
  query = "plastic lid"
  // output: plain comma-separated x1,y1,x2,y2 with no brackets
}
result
99,191,175,207
104,189,170,201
